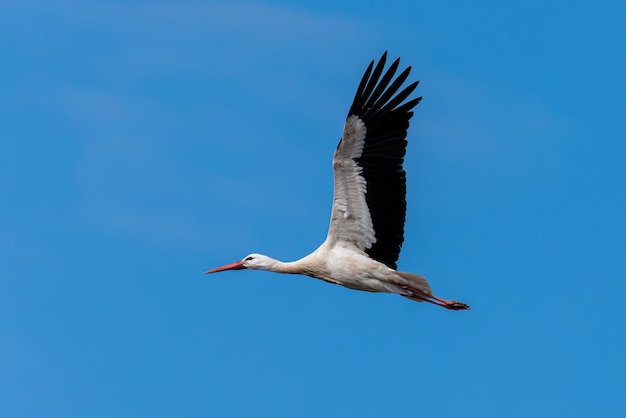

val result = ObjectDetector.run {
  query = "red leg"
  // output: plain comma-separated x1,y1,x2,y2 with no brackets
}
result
401,286,470,310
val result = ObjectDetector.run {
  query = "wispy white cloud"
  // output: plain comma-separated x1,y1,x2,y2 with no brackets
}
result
3,0,366,77
1,1,370,252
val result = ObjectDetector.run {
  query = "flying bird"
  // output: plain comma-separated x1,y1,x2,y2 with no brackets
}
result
207,52,469,310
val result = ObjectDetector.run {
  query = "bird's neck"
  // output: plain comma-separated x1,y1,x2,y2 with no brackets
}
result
264,259,300,275
267,253,326,279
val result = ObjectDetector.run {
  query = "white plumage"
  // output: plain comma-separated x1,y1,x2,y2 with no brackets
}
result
207,52,469,310
327,115,374,251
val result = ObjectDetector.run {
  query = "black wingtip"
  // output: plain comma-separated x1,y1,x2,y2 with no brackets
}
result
348,52,420,120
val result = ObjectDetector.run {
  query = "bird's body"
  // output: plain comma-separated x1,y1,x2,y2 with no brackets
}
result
207,52,469,310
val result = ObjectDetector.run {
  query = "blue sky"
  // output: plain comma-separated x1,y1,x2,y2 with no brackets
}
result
2,0,625,416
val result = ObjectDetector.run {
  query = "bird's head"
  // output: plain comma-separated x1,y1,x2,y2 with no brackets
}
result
205,253,275,274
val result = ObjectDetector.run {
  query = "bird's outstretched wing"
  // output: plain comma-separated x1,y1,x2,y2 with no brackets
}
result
324,52,421,270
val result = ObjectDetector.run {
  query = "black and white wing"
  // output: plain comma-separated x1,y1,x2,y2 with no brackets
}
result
324,52,421,270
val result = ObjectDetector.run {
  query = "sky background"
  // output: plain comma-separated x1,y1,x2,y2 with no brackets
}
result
2,0,625,417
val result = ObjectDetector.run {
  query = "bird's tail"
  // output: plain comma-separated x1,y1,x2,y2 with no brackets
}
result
397,271,432,295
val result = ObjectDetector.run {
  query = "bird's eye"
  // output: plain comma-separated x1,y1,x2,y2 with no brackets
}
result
245,256,254,261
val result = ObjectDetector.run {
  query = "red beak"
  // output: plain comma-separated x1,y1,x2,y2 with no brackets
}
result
205,260,246,274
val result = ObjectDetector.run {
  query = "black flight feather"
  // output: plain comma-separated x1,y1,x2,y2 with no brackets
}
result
345,52,421,270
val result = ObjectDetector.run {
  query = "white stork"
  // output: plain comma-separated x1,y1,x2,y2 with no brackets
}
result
207,52,470,310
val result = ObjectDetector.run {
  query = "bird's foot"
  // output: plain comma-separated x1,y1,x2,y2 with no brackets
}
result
442,300,470,310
